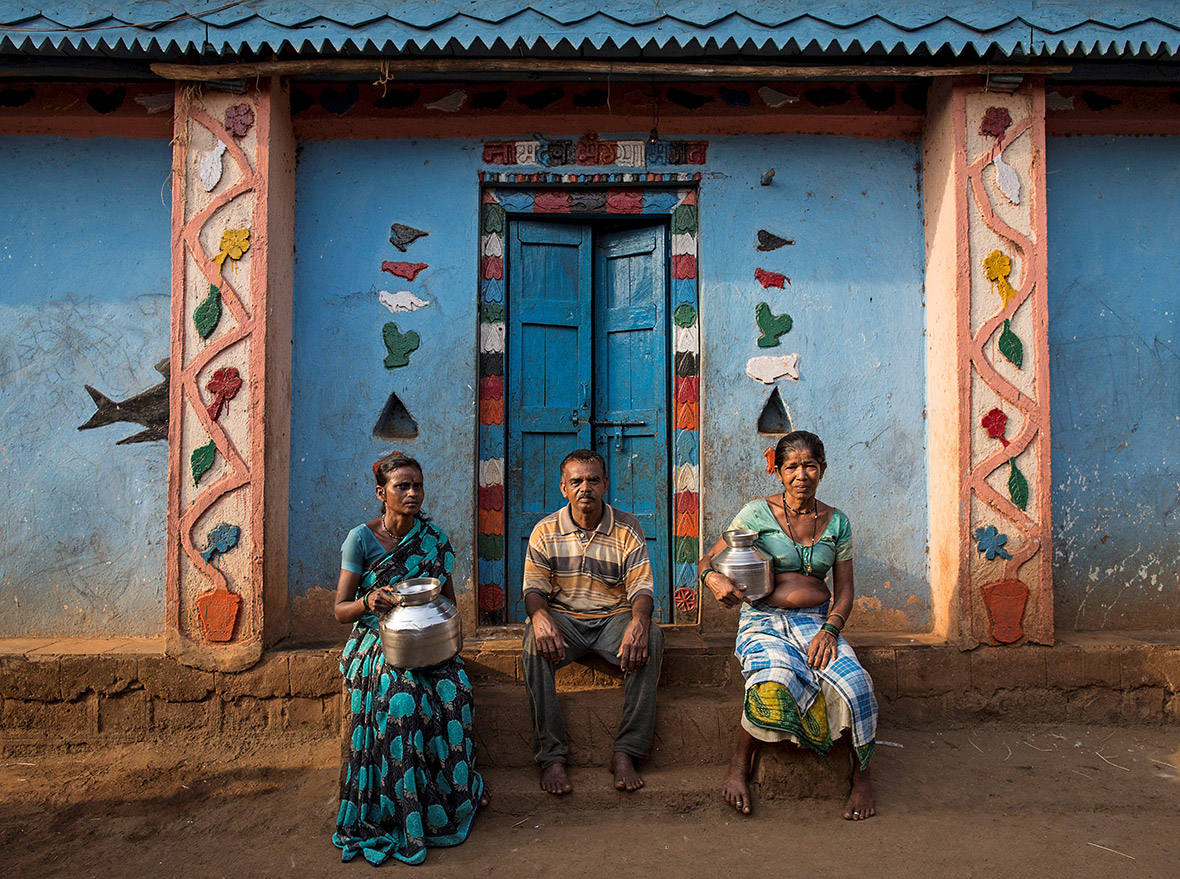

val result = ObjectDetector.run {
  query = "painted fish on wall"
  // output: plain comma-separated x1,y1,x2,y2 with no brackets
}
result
78,357,169,444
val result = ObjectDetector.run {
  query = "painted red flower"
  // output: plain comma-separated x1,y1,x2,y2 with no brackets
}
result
979,106,1012,139
224,103,255,138
673,586,698,613
981,407,1010,447
205,366,242,421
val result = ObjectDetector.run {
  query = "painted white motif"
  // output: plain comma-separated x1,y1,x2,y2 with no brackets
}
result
515,141,539,165
480,322,505,353
378,290,430,313
671,233,695,255
993,150,1021,205
482,234,504,258
479,458,505,486
615,141,644,167
674,463,699,493
673,325,699,355
198,141,227,192
1045,91,1076,111
758,86,798,108
746,353,800,384
425,89,467,113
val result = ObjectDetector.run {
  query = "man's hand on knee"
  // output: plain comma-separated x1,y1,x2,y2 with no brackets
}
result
530,608,568,664
617,595,654,673
617,616,650,673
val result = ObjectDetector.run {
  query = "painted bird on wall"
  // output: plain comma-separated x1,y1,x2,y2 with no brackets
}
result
77,357,169,444
755,302,793,348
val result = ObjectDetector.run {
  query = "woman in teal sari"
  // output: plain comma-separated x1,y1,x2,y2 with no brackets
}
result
332,452,485,866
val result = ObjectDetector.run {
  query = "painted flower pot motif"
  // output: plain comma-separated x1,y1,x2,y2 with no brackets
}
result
196,588,241,642
981,578,1028,644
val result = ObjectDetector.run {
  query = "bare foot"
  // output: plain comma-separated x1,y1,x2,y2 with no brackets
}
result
610,752,645,792
480,788,491,808
843,763,875,820
722,759,752,815
540,763,572,795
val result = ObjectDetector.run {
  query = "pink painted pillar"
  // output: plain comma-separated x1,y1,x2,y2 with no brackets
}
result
923,77,1053,647
166,79,295,670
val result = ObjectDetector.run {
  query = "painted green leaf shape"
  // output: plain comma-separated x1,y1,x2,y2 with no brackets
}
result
191,440,216,487
673,535,698,563
671,203,698,234
482,204,505,234
481,302,505,324
1008,458,1029,511
382,321,421,368
194,284,222,340
672,303,697,328
998,318,1023,369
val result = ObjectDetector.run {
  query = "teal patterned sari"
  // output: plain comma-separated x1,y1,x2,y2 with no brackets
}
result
334,518,484,866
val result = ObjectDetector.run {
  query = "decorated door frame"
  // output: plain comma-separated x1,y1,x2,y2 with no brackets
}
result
475,173,702,627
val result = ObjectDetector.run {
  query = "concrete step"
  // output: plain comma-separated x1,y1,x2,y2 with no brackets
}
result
472,683,742,768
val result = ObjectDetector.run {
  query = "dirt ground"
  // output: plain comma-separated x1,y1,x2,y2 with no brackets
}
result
3,722,1179,878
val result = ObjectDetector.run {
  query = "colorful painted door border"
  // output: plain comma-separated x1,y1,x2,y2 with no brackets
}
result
476,176,702,627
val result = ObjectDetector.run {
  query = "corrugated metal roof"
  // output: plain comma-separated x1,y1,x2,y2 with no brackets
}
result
1,2,1178,59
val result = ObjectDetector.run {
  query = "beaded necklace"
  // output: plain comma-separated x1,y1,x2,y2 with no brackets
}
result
782,491,819,576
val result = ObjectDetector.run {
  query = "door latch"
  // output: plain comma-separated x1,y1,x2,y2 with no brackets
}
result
590,420,647,452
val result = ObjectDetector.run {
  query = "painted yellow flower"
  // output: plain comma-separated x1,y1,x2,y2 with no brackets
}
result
983,249,1016,308
213,228,250,267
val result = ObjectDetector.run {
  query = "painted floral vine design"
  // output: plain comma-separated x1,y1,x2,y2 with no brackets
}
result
174,95,262,645
965,98,1050,643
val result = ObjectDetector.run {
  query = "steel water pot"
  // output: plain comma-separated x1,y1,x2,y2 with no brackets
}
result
712,529,773,602
379,577,463,668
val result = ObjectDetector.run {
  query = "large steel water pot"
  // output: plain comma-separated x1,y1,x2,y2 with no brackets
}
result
379,577,463,668
713,529,773,602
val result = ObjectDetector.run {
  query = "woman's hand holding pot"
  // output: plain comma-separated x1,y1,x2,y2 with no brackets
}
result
704,571,747,608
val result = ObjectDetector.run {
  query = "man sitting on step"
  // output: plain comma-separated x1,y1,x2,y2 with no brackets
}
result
521,448,664,795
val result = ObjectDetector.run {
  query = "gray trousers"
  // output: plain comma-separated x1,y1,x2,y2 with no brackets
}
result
522,611,664,767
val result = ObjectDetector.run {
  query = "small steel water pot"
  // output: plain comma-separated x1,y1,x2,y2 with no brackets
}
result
378,577,463,668
713,529,773,602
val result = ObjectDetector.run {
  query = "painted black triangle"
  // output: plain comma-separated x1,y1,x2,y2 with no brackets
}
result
757,387,791,435
373,389,419,440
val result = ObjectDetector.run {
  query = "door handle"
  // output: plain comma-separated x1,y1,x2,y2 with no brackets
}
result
588,420,647,428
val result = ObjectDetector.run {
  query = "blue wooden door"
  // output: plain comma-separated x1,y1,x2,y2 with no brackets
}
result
593,226,670,620
506,220,671,621
506,221,593,618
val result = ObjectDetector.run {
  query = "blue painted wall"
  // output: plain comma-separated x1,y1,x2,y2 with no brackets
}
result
290,139,482,610
0,136,172,637
699,135,929,630
1048,136,1180,631
289,134,929,632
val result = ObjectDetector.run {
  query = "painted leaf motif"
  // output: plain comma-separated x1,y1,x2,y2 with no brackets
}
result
194,284,222,339
998,319,1024,368
994,150,1021,205
1008,458,1029,511
481,204,505,234
191,440,216,486
671,204,698,234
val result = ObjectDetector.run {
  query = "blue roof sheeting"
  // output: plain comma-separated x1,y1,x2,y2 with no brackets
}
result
1,2,1179,58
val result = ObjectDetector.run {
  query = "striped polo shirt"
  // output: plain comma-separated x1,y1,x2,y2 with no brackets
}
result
522,504,654,618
